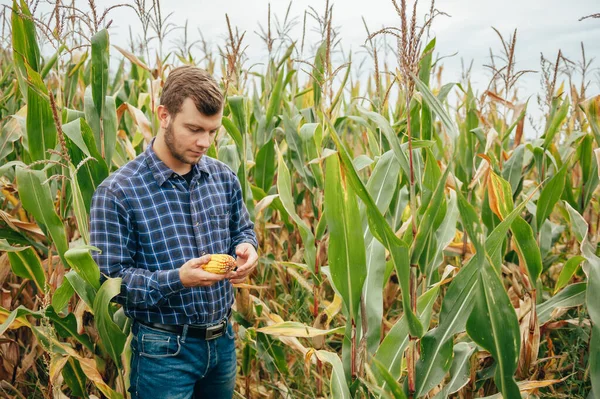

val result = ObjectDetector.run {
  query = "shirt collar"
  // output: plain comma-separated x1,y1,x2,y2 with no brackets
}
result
145,139,211,186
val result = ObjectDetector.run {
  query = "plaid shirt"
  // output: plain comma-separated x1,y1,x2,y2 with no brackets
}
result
90,141,257,325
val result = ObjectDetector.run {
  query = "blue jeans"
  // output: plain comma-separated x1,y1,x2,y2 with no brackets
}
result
128,320,237,399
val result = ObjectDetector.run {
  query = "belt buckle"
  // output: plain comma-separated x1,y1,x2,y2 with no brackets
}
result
205,321,226,340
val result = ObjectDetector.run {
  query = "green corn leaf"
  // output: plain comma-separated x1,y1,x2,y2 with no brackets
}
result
324,154,367,321
466,262,521,399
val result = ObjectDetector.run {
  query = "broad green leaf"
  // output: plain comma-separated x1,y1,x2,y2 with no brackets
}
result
228,96,248,173
16,167,68,264
454,186,484,255
353,155,374,171
62,357,88,398
486,196,533,263
422,148,442,198
25,65,57,163
11,0,41,97
536,162,567,229
1,112,25,160
466,262,521,399
587,267,600,399
432,342,476,399
62,118,109,211
542,97,569,148
52,278,74,312
555,256,585,294
93,277,127,368
414,197,530,396
281,113,313,185
328,122,423,337
488,170,514,220
315,350,351,399
300,123,324,188
503,145,525,195
581,95,600,146
325,155,366,320
102,96,118,166
0,305,39,336
426,191,458,280
91,29,109,121
412,75,458,139
1,239,45,291
372,358,408,399
363,150,401,216
591,327,600,399
254,138,276,192
565,201,587,242
415,258,479,396
356,106,415,186
363,239,386,356
418,38,436,141
70,164,90,243
511,216,543,284
84,88,119,163
265,67,286,130
65,245,101,291
579,134,594,184
362,150,401,355
538,282,586,324
411,166,451,264
229,95,247,136
222,117,243,151
566,204,600,398
374,286,439,391
276,148,316,275
45,306,94,352
64,269,96,310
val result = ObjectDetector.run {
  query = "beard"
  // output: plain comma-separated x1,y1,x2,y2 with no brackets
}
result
164,121,201,165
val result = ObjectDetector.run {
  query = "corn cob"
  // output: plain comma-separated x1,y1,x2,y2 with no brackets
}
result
202,254,236,274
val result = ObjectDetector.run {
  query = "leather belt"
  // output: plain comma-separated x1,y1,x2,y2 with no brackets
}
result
138,310,231,341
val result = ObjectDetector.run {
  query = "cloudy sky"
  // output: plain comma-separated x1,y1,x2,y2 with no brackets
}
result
17,0,600,136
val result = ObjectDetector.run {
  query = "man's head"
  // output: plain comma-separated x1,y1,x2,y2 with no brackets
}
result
156,66,224,171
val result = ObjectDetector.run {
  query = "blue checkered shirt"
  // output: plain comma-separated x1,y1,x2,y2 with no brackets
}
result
90,141,257,325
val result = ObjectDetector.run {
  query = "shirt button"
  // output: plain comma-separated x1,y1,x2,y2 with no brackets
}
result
202,251,207,255
195,222,199,226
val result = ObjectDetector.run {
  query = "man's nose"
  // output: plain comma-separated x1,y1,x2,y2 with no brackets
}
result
196,134,210,148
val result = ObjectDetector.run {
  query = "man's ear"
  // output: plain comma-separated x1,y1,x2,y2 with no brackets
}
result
157,105,170,129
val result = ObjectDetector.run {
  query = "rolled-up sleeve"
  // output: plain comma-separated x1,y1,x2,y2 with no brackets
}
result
90,187,184,309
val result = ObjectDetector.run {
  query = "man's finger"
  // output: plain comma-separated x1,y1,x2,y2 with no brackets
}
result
198,254,212,264
197,267,228,279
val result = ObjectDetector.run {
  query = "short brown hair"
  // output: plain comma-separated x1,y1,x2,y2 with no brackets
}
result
160,66,224,116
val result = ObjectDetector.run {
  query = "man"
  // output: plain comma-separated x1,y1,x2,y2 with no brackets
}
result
90,65,258,399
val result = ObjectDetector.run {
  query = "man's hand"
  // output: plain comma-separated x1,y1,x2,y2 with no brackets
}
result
179,255,235,288
229,243,258,284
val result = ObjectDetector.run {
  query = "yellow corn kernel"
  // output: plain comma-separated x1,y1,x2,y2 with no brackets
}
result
202,254,236,274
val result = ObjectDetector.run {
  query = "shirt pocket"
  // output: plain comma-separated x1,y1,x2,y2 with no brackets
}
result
208,208,231,254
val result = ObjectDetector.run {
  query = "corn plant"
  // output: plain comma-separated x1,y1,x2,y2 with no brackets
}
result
1,0,599,398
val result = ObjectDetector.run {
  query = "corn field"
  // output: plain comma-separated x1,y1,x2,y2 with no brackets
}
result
1,0,599,398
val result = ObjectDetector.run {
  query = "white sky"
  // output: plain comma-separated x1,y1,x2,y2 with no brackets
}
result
5,0,600,137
